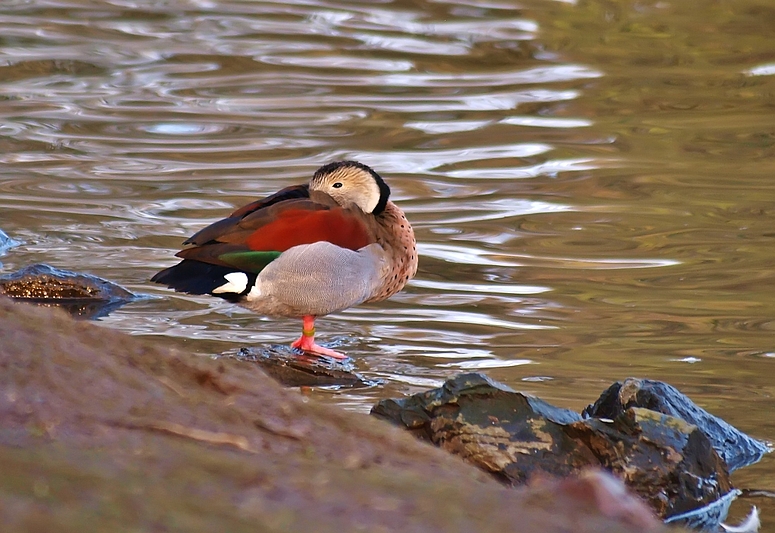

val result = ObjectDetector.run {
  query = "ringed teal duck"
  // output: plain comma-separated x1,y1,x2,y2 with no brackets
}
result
151,161,417,359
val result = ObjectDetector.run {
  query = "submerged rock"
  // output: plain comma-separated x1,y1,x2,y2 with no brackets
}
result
0,263,137,319
0,228,20,257
582,378,770,472
236,346,376,388
372,372,759,527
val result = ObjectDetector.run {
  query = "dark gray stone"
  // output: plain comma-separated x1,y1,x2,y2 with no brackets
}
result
372,372,752,526
236,346,376,388
582,378,770,471
567,407,733,519
372,373,592,484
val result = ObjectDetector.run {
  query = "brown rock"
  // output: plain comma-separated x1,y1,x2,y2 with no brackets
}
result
372,372,736,524
0,263,136,318
0,297,670,533
567,407,734,519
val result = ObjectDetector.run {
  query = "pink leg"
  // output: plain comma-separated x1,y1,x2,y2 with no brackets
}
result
290,315,348,360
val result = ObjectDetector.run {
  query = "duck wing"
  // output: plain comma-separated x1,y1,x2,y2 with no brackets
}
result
152,186,376,297
183,184,310,246
177,188,373,271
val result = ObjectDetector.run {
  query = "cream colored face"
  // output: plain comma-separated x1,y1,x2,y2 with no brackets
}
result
310,165,382,213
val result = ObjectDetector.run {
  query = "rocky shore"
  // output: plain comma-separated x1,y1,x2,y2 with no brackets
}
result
0,297,667,533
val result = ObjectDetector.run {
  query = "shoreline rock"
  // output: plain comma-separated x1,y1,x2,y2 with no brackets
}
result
0,297,667,533
372,373,767,529
583,378,770,472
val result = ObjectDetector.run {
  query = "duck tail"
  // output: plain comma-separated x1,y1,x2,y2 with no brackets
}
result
151,260,255,302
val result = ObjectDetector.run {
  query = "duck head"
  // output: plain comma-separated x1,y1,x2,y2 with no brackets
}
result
310,161,391,215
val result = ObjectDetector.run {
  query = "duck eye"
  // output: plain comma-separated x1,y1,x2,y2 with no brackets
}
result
332,182,343,188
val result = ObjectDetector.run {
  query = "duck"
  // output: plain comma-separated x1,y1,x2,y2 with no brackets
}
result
151,160,417,360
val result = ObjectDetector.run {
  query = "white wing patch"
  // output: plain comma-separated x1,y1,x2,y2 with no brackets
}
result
212,272,249,294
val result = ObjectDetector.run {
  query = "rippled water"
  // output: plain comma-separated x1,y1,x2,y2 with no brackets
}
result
1,0,774,526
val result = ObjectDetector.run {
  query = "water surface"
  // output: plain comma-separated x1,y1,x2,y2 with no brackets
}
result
1,0,774,526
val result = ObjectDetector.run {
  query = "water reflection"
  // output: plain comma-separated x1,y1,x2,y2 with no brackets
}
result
1,0,775,524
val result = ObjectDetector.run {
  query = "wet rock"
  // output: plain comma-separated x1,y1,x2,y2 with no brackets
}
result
0,298,670,533
372,372,742,526
0,263,136,318
0,228,19,254
371,373,590,484
566,407,733,521
583,378,770,472
236,346,376,388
